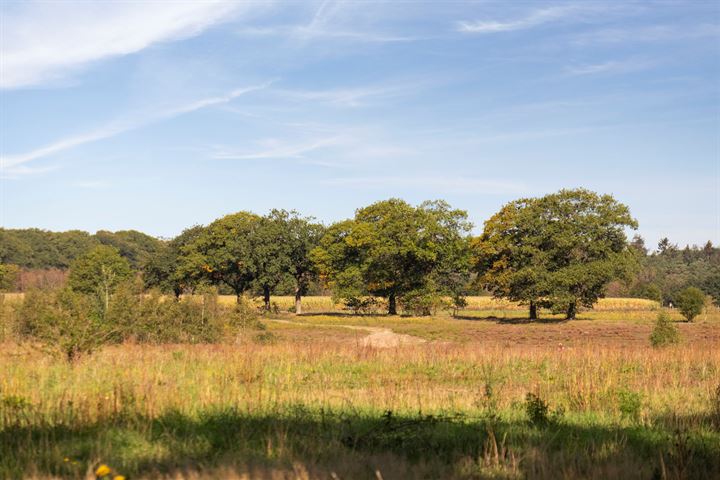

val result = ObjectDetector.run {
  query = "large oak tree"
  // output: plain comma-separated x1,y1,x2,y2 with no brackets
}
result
474,189,638,319
313,199,472,315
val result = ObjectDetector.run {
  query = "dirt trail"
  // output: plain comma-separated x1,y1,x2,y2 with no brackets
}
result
268,319,426,348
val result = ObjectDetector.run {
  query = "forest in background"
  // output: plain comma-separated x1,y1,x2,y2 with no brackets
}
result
1,222,718,306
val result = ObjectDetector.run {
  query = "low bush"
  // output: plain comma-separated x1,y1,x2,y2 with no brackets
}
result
649,310,680,347
400,290,450,316
13,285,258,361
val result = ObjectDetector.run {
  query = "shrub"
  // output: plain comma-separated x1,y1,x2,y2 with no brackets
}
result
650,310,680,347
525,393,550,426
675,287,705,322
617,389,642,422
400,290,449,316
16,288,115,362
343,296,382,315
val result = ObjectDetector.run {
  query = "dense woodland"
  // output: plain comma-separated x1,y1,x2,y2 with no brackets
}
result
1,190,718,312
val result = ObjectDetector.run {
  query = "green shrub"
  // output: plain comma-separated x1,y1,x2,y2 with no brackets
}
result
525,393,549,426
675,287,705,322
16,288,114,362
650,310,680,347
15,286,259,359
400,290,449,316
617,389,642,422
343,296,382,315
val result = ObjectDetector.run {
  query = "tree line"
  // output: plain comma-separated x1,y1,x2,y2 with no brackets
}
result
1,188,718,319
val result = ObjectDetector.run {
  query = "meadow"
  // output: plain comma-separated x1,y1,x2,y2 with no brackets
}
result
1,296,719,479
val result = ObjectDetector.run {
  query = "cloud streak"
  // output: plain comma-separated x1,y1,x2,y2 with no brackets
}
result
1,1,256,88
457,6,583,34
212,136,346,160
0,83,270,172
564,59,656,76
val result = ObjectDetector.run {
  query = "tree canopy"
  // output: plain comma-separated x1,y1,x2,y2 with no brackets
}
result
313,199,472,315
474,189,638,319
68,245,132,310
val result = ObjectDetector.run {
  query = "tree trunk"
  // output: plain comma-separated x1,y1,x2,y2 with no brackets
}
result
388,293,397,315
294,287,302,315
236,291,243,304
529,301,538,320
566,302,577,320
263,285,271,311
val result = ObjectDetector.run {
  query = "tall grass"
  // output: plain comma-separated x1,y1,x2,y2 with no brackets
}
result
1,338,718,479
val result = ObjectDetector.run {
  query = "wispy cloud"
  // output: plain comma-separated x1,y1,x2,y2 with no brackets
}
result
0,83,270,173
564,59,656,76
236,1,416,43
457,5,584,34
212,136,346,160
272,82,424,107
1,1,259,88
323,176,524,194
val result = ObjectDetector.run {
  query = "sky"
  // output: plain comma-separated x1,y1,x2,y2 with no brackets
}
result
1,0,718,248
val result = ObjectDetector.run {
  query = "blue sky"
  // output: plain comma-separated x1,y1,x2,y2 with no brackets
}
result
1,1,718,247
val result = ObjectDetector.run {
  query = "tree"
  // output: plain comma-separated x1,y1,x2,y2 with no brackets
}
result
474,189,638,320
266,210,324,314
675,286,705,322
143,225,205,297
95,230,164,269
251,212,294,311
179,212,261,302
68,245,132,311
0,264,20,291
313,199,472,315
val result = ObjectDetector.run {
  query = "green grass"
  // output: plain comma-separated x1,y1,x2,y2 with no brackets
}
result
1,299,719,479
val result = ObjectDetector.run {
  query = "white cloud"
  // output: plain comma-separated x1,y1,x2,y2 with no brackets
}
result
564,59,656,76
235,0,416,43
1,1,258,88
457,6,583,34
212,136,347,160
0,83,269,173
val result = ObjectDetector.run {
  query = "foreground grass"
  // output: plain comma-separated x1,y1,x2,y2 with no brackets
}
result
1,330,719,479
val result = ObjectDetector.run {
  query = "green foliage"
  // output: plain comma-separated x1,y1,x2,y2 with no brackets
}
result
15,286,258,358
0,264,20,291
15,289,114,362
475,189,638,319
342,296,383,315
650,310,680,347
524,393,550,426
629,239,720,306
616,389,643,422
179,212,261,299
0,228,98,269
399,287,450,316
267,210,324,314
143,225,205,296
68,245,132,310
313,199,472,315
675,286,705,322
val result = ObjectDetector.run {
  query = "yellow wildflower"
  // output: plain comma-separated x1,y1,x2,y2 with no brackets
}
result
95,464,111,477
113,476,126,480
63,457,70,462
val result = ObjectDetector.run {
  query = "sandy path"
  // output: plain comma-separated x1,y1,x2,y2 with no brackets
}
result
268,319,426,348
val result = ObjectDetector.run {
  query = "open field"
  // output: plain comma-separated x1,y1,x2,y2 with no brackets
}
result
1,297,719,479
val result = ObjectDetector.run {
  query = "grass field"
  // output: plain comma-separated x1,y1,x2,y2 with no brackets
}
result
1,296,719,479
